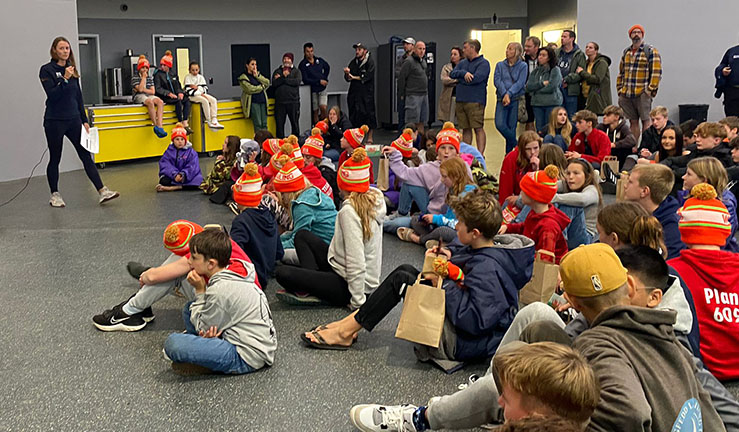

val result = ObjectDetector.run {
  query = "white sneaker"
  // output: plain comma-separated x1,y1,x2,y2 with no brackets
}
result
49,192,65,207
98,186,120,204
383,211,400,222
350,404,418,432
211,119,225,129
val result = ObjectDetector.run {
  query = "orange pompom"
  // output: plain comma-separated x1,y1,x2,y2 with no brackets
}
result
164,50,172,56
402,128,413,136
277,154,291,166
351,147,367,162
138,54,146,60
285,135,298,145
244,162,259,176
280,143,294,155
442,121,455,130
164,225,180,243
544,164,559,180
691,183,718,200
360,125,369,133
311,127,320,136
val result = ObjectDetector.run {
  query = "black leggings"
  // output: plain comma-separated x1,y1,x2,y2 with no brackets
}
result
354,264,420,331
275,102,300,138
410,215,458,245
43,118,103,193
159,175,199,190
274,230,350,306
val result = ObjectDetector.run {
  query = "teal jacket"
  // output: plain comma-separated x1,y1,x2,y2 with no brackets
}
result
526,64,563,107
431,184,477,228
281,187,337,249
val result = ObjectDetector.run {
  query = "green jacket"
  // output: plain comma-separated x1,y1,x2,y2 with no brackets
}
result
556,46,587,96
526,65,563,107
238,72,270,118
579,54,613,115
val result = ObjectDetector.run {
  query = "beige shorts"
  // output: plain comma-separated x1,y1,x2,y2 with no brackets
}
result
455,102,485,129
618,92,653,122
133,93,158,104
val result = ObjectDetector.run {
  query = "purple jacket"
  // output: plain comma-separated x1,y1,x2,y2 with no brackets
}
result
388,150,446,214
158,142,203,186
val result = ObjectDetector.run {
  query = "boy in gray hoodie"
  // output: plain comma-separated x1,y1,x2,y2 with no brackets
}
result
163,229,276,376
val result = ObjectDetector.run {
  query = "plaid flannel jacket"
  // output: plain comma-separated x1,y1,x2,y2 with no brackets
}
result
616,43,662,97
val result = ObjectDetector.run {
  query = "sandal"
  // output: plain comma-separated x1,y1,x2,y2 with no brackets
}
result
276,289,324,306
312,325,358,342
300,329,352,350
396,227,414,242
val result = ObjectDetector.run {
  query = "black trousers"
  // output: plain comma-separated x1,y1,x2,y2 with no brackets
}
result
274,230,350,306
724,86,739,117
162,96,191,123
611,146,634,171
354,264,421,331
43,118,103,193
275,102,300,138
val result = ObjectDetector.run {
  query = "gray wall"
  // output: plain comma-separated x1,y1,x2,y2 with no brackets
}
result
78,16,528,105
0,0,82,183
577,0,739,122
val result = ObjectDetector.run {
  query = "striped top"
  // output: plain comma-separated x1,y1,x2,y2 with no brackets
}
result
131,74,155,96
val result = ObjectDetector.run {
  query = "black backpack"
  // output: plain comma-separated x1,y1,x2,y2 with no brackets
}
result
319,165,342,209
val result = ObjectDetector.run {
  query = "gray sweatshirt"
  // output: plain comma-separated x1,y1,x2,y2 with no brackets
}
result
189,268,277,369
552,182,599,236
397,54,428,97
328,188,387,309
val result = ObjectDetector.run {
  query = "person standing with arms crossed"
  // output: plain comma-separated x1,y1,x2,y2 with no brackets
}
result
450,39,490,154
39,36,119,208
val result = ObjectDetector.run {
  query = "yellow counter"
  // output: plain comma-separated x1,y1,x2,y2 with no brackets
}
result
190,99,276,153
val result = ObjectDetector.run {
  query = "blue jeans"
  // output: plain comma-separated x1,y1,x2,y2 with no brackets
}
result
532,106,555,132
397,183,430,215
324,148,340,163
383,215,412,233
557,204,594,249
495,99,519,153
163,302,256,375
561,88,578,119
543,134,568,152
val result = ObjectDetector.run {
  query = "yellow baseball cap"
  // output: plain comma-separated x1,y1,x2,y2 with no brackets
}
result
560,244,628,298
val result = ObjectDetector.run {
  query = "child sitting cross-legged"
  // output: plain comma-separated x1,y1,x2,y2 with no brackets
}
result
162,228,276,376
301,128,335,200
199,135,240,196
299,188,535,372
499,165,570,262
397,157,476,249
156,123,203,192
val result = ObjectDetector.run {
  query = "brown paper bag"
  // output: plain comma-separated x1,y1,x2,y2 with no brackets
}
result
616,171,629,201
600,156,619,180
377,156,390,191
519,250,559,306
395,275,445,348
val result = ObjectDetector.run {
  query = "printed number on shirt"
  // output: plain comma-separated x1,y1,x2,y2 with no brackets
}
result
705,288,739,323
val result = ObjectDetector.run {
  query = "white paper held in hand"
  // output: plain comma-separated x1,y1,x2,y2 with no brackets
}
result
80,126,99,154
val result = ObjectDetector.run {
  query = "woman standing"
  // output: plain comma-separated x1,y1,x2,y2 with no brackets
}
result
238,58,270,132
577,42,612,116
39,37,118,207
526,46,562,131
438,46,461,123
494,42,528,153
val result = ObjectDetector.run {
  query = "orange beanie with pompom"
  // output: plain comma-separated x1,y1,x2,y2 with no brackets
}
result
678,183,731,246
160,50,173,68
392,128,415,157
344,124,369,148
232,162,263,208
171,122,187,141
302,127,325,159
137,55,150,71
163,220,203,256
519,164,559,203
338,147,371,193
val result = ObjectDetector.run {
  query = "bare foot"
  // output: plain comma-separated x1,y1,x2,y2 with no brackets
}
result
156,184,182,192
304,326,354,347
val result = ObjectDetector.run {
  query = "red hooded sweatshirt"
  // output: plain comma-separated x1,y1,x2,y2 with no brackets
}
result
569,127,611,164
506,204,570,263
668,248,739,380
301,163,334,200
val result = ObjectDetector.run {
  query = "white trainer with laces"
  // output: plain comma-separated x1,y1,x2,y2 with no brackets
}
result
350,404,418,432
98,186,120,204
49,192,66,207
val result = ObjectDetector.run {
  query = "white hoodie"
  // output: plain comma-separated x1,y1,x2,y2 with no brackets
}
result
328,187,387,309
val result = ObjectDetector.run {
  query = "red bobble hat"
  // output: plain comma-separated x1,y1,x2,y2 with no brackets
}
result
163,220,203,256
392,128,415,158
262,138,283,156
285,135,304,169
678,183,731,246
160,50,174,68
302,128,325,159
343,125,369,149
273,159,306,193
519,165,560,203
270,141,303,174
171,122,187,141
337,148,371,193
436,122,461,153
232,163,263,208
136,55,150,71
315,120,329,135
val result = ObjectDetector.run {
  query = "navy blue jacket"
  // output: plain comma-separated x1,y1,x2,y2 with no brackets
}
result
299,56,330,93
444,236,535,360
716,45,739,91
39,61,88,123
230,205,284,288
653,196,686,260
450,55,491,106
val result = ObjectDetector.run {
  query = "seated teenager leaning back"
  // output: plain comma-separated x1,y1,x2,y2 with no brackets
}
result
299,188,535,372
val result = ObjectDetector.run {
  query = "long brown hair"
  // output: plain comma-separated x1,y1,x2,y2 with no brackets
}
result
566,159,603,207
50,36,79,78
686,157,728,196
347,188,381,242
597,201,667,258
516,131,542,171
547,107,572,146
440,157,474,198
539,144,568,180
224,135,240,164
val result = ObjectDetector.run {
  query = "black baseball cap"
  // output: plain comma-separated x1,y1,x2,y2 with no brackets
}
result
352,43,366,49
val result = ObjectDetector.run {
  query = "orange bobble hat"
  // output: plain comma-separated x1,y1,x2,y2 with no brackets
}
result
160,50,174,68
315,120,329,135
302,128,325,159
628,24,645,37
284,135,304,169
435,122,461,153
262,138,283,156
171,122,188,141
270,142,303,174
678,183,731,246
163,219,203,256
392,128,415,158
273,157,306,193
519,165,560,204
337,147,371,193
343,124,369,149
232,163,264,208
136,55,150,71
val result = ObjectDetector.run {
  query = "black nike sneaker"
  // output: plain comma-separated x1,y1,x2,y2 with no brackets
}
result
92,305,146,332
126,261,151,280
116,295,155,323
